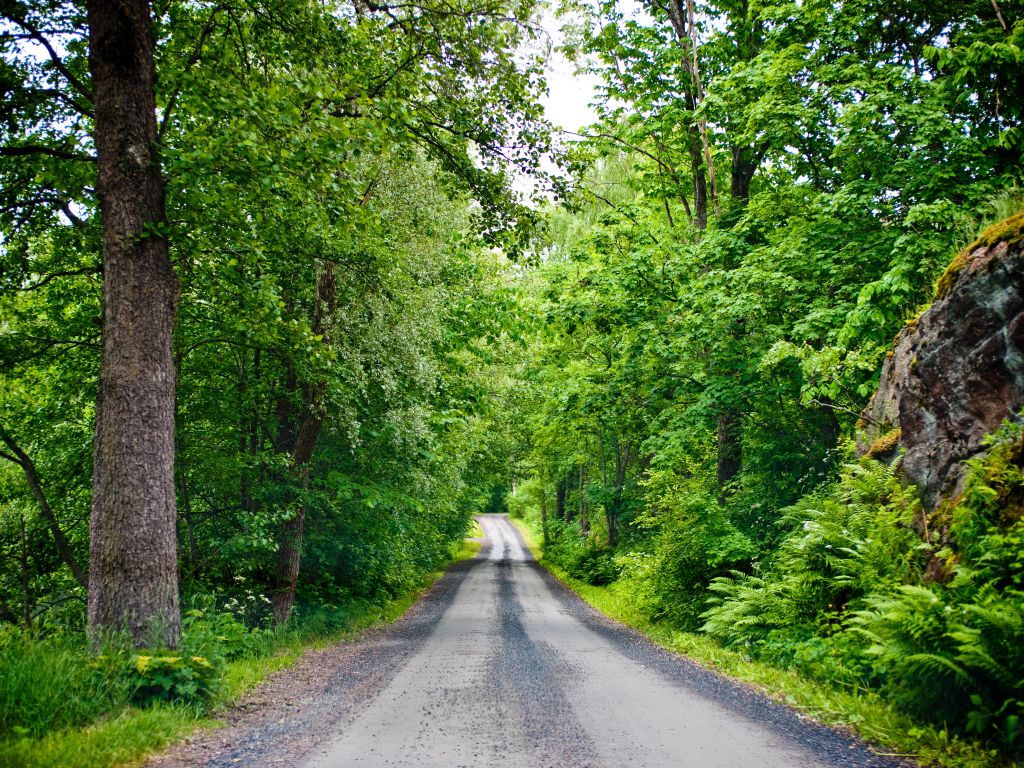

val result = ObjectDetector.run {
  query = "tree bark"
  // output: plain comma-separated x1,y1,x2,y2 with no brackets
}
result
540,494,549,547
667,0,708,231
86,0,181,648
555,478,565,520
271,263,335,625
579,465,590,535
20,512,31,631
0,423,88,589
717,411,742,502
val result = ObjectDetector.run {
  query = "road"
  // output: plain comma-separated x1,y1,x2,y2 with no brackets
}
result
296,514,896,768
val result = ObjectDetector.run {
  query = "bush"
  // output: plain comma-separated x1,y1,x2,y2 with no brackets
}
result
543,522,619,585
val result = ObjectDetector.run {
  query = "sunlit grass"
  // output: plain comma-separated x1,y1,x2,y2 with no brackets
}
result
0,703,200,768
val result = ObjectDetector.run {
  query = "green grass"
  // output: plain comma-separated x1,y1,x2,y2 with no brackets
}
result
507,517,1005,768
0,540,481,768
468,518,484,538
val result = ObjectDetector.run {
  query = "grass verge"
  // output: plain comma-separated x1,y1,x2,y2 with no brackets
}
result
0,538,481,768
507,516,1001,768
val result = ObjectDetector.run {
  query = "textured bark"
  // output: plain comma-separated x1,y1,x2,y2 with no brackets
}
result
0,423,88,589
717,411,742,502
86,0,181,648
555,479,565,520
271,264,335,625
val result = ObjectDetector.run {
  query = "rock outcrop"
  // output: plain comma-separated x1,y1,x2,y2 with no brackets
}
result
856,213,1024,513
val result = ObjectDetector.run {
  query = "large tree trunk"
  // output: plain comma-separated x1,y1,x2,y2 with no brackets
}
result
271,263,335,625
86,0,181,648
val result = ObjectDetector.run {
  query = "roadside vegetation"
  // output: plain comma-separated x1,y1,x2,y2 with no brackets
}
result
1,0,1023,764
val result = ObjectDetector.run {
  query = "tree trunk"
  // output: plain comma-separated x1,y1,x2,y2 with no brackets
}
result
730,144,757,201
579,465,590,536
20,513,31,631
540,495,549,547
717,411,742,502
667,0,708,232
271,263,335,625
86,0,181,649
181,471,197,566
816,395,841,453
0,423,88,589
555,478,565,520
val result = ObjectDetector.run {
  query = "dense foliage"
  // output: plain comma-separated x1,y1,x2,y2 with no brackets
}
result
504,0,1024,759
3,0,1024,760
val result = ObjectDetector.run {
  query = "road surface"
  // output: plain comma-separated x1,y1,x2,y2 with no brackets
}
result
293,515,895,768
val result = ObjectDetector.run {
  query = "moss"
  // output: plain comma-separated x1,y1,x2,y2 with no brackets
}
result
866,427,902,459
969,211,1024,252
934,213,1024,301
933,248,975,302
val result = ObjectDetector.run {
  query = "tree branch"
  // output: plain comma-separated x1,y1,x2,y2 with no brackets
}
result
0,422,88,588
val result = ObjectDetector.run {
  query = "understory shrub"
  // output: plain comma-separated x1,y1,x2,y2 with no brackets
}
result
543,522,619,585
697,423,1024,757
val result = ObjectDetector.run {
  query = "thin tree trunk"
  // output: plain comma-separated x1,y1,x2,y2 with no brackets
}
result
579,465,590,536
555,478,565,521
271,263,335,625
20,512,31,631
540,494,549,547
181,471,197,566
86,0,181,648
717,411,742,503
668,0,709,231
0,423,88,589
685,0,719,215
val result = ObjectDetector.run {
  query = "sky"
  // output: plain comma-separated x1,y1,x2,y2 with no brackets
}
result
539,31,602,136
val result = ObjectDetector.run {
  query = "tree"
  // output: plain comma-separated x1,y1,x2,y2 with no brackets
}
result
84,0,182,647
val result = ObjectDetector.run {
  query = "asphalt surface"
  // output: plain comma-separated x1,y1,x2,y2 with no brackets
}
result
294,515,901,768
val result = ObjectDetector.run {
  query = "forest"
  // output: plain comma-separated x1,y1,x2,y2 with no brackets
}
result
0,0,1023,764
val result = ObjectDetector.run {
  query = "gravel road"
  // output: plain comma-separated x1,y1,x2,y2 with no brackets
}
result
303,515,899,768
153,514,905,768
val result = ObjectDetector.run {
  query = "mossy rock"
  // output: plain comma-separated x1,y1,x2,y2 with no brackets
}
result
934,213,1024,301
866,427,901,459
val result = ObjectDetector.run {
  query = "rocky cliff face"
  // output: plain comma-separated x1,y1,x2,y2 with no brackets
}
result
856,213,1024,513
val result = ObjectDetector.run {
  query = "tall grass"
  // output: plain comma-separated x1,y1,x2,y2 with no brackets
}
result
0,632,135,740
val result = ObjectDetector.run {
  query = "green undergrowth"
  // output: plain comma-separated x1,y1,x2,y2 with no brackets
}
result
508,517,1002,768
0,539,480,768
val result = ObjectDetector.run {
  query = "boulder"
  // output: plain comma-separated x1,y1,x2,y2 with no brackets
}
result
856,213,1024,513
